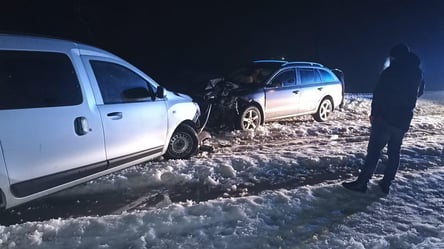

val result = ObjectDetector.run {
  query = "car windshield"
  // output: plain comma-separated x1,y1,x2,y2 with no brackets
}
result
225,63,281,85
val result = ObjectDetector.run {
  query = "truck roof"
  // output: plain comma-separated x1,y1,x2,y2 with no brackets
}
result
0,33,119,59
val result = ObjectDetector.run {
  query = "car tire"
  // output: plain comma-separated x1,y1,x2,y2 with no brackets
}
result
313,98,333,122
238,106,262,130
164,124,199,159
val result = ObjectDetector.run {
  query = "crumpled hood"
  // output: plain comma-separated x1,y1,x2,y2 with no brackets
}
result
204,78,262,98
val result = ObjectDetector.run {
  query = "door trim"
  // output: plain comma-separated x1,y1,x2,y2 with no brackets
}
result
10,146,163,198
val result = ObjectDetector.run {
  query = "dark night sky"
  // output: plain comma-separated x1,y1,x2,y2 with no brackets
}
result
1,0,444,92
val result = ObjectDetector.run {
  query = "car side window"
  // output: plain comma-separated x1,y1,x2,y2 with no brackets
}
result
299,68,322,85
0,51,82,110
318,69,339,82
90,60,154,104
270,69,296,87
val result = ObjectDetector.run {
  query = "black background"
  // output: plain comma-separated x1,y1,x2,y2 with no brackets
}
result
1,0,443,92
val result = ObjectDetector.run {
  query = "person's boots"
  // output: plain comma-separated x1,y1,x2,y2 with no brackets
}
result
342,179,368,193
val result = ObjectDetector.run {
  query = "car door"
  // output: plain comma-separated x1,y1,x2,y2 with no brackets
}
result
264,69,300,120
295,68,324,113
83,57,168,163
0,51,106,197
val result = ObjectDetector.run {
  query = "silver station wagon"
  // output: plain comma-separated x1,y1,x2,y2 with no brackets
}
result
0,34,201,209
203,60,344,130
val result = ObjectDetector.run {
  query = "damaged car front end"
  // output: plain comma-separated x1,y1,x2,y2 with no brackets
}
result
201,77,267,130
198,60,344,131
199,62,280,130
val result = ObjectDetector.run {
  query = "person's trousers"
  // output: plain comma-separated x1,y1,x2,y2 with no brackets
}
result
358,118,406,184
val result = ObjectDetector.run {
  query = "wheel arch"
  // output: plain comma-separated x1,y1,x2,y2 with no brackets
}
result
313,95,335,122
320,95,335,111
239,100,265,125
164,119,198,152
164,121,199,159
179,119,198,130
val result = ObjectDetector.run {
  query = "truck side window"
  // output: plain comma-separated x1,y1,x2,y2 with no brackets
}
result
90,61,154,104
0,51,82,110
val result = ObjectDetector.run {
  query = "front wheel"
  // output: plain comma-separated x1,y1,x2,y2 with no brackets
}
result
238,106,262,131
164,124,199,159
313,98,333,122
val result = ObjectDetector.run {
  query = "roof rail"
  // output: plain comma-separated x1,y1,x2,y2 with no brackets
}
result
283,61,324,67
253,59,288,64
0,32,79,44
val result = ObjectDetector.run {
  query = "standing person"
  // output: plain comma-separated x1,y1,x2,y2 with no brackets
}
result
342,44,425,194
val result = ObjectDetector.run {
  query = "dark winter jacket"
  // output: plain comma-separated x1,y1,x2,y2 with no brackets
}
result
371,54,425,131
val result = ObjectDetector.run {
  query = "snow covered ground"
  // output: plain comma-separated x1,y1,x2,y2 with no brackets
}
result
0,92,443,249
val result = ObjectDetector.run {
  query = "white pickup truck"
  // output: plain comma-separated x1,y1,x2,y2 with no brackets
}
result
0,34,201,209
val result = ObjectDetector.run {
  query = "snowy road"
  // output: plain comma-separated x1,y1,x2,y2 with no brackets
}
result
0,92,443,248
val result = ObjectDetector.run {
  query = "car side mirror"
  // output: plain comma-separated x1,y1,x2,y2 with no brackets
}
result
156,86,165,99
122,87,150,100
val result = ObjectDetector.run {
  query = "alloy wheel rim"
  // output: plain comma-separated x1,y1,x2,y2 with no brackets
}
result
320,101,332,120
242,110,259,130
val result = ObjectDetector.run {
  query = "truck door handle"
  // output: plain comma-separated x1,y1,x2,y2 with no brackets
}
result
292,90,299,94
74,117,90,136
107,112,123,120
317,87,323,91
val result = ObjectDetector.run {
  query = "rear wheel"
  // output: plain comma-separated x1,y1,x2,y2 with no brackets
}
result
164,124,199,159
313,98,333,122
238,106,262,131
